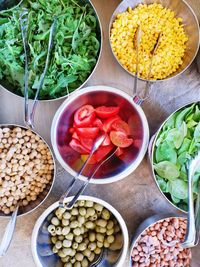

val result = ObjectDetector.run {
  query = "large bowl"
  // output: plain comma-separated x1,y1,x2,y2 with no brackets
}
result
0,0,102,102
0,123,56,218
129,214,189,267
51,85,149,184
109,0,200,82
31,195,129,267
150,100,198,213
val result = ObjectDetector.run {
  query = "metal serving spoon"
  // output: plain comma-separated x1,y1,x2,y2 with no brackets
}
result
59,133,106,209
182,150,200,248
20,10,57,129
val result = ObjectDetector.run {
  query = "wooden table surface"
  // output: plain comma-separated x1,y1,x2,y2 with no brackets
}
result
0,0,200,266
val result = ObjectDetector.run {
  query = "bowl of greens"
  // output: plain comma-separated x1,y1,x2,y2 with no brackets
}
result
151,102,200,212
0,0,102,101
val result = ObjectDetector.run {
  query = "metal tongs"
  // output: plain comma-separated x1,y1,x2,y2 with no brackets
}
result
133,26,161,104
59,134,118,210
20,10,57,129
182,150,200,248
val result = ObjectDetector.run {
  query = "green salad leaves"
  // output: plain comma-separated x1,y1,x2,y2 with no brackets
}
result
153,103,200,211
0,0,100,99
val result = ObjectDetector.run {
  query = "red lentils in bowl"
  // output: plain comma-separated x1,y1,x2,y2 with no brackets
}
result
131,217,191,267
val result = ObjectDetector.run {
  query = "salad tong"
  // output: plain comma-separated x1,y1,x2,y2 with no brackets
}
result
133,26,161,104
20,10,57,129
182,150,200,248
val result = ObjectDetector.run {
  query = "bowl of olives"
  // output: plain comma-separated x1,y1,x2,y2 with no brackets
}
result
31,195,129,267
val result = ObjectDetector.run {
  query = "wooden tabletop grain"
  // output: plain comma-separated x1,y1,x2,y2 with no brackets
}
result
0,0,200,266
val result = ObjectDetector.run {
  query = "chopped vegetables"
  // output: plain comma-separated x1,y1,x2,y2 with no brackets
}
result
48,200,122,266
153,103,200,211
69,104,134,164
110,3,188,80
0,0,100,100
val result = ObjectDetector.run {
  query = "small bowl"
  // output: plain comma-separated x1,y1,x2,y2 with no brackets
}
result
0,123,56,217
31,195,129,267
51,85,149,184
109,0,200,82
150,100,198,213
129,214,190,267
0,0,102,102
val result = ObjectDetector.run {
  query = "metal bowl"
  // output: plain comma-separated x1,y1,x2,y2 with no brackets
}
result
150,100,198,214
31,195,129,267
109,0,200,82
129,214,189,267
0,0,102,102
51,85,149,184
0,123,56,218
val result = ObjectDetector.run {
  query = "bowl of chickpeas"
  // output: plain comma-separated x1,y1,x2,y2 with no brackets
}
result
109,0,199,81
31,195,129,267
0,124,55,217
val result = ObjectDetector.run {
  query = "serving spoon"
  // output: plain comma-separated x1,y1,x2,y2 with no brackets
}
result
182,150,200,248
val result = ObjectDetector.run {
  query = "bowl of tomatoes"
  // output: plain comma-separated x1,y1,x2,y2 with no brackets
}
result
51,86,149,184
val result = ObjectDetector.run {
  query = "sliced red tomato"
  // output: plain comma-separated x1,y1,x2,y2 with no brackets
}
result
76,127,99,138
111,119,130,135
115,147,124,157
128,115,143,139
103,115,120,132
133,139,142,150
80,137,94,151
95,106,119,119
110,131,133,148
81,154,97,164
74,105,95,127
93,118,103,130
72,132,79,140
102,133,111,146
69,127,75,134
93,144,114,163
69,139,90,154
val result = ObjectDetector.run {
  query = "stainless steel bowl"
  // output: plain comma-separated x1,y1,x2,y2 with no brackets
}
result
109,0,200,82
0,123,56,217
51,85,149,184
0,0,102,102
31,195,129,267
150,100,198,214
129,214,188,267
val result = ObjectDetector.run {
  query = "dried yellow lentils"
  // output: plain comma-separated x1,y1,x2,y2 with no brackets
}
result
110,3,188,80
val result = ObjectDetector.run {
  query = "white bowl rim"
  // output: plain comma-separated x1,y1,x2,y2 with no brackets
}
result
31,195,129,267
51,85,149,184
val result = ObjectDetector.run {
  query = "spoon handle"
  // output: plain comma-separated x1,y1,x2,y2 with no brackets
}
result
66,148,118,209
0,205,19,257
59,134,106,208
194,182,200,245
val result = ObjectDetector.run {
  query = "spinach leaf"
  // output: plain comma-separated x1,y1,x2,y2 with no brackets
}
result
155,141,177,163
154,161,180,180
170,179,188,200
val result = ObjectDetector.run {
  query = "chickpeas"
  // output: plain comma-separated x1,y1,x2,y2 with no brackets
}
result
0,127,54,214
131,218,191,267
48,200,121,266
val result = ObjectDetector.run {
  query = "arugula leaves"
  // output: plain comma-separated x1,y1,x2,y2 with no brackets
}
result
0,0,100,99
153,103,200,211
